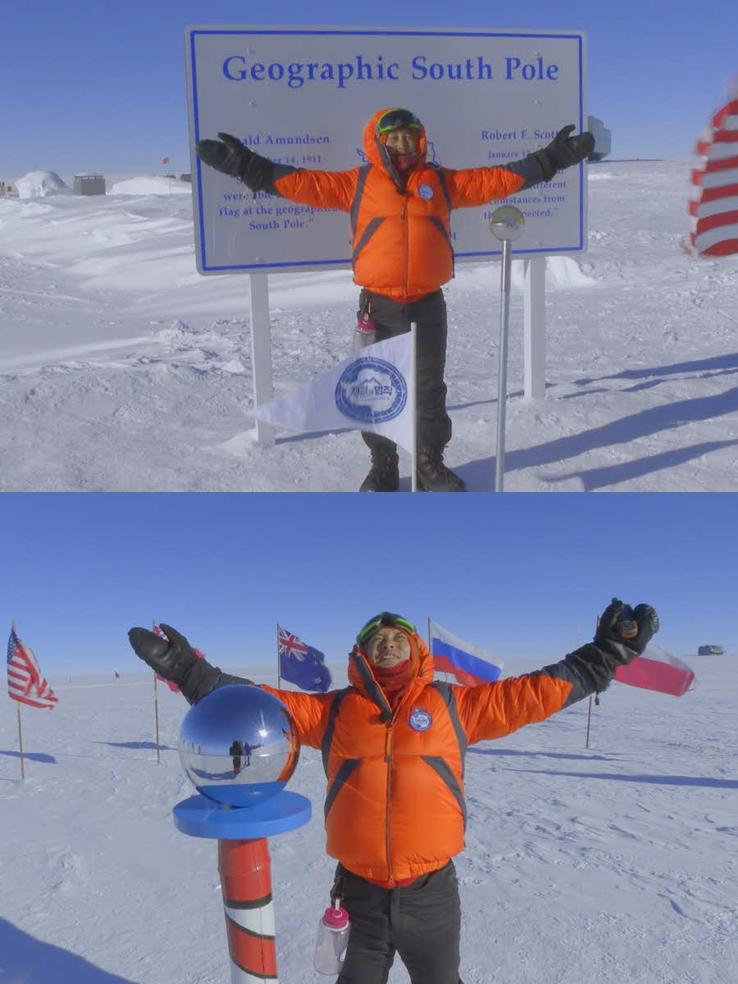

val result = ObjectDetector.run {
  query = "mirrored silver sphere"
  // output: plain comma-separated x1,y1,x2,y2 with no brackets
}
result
489,205,526,242
178,685,300,807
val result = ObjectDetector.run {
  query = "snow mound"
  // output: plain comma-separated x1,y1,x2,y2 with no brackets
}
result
110,176,192,196
588,171,617,181
15,170,72,199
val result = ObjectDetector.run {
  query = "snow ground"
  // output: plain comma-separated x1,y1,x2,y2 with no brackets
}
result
1,162,737,491
0,654,735,983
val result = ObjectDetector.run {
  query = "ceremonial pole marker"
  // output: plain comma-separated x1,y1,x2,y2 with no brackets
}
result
173,686,311,984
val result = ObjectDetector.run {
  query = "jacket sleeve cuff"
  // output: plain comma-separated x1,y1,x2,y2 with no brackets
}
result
180,658,255,705
539,640,634,707
505,151,555,189
243,153,298,197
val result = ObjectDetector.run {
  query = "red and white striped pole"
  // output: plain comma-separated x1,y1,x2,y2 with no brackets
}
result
174,687,311,982
218,838,277,983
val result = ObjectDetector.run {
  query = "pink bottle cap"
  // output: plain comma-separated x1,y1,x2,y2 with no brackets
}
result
323,904,349,930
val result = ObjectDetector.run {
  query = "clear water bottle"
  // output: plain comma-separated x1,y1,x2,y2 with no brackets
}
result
353,313,377,352
352,294,377,353
313,900,350,975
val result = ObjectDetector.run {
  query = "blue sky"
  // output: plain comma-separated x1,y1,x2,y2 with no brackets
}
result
2,0,735,176
1,493,735,675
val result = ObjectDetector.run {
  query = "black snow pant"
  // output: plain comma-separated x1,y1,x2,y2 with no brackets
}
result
360,289,452,457
332,861,464,984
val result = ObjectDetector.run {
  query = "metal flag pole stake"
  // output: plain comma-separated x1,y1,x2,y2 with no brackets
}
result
17,701,25,780
489,206,525,492
152,621,161,763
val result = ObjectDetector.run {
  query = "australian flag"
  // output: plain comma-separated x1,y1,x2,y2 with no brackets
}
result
278,626,332,692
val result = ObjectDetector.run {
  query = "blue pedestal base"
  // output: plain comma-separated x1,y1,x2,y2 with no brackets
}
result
173,790,311,840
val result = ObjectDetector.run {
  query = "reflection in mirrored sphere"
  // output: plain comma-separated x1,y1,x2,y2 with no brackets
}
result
489,205,526,242
178,685,300,807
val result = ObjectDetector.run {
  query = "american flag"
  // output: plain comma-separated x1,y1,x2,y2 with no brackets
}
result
7,628,58,709
690,93,738,256
161,156,170,165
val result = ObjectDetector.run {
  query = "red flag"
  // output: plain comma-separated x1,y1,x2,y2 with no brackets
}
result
614,645,695,697
690,95,738,256
7,628,58,709
153,624,204,692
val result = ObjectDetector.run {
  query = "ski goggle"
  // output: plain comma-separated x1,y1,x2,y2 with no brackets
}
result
375,109,422,136
356,612,416,645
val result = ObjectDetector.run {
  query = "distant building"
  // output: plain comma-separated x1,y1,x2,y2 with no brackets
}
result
73,173,106,196
179,173,192,183
697,644,725,655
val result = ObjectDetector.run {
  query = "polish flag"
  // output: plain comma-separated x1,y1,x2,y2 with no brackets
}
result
614,644,695,697
690,90,738,256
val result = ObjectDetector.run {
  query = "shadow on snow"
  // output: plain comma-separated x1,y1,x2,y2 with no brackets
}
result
0,919,136,983
503,767,738,789
573,351,738,388
93,741,175,751
0,750,56,764
469,748,617,763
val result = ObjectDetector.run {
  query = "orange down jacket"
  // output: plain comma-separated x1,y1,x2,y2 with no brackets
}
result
261,632,579,883
269,108,529,302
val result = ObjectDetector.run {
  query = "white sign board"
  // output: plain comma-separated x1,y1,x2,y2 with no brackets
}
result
185,26,587,275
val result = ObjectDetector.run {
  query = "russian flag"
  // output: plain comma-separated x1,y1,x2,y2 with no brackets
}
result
614,644,695,697
429,620,503,687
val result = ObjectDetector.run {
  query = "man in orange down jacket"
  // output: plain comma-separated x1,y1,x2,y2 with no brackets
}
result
129,598,657,984
196,109,594,492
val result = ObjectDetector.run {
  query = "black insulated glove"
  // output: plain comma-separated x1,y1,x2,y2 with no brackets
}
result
595,598,660,659
128,623,199,685
532,124,595,180
196,132,276,193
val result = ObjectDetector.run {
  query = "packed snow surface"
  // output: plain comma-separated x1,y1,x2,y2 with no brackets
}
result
1,653,735,983
109,176,192,196
1,161,737,491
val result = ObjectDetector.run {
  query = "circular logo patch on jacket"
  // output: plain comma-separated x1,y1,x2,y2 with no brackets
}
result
418,183,434,200
409,707,433,731
335,357,408,424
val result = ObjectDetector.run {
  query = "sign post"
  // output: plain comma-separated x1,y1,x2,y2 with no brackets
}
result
249,273,275,445
490,205,526,491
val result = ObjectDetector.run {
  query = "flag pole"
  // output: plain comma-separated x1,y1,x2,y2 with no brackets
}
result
16,701,25,780
276,624,281,689
154,675,161,764
427,616,443,683
586,612,600,749
152,620,161,764
11,620,25,780
410,322,418,493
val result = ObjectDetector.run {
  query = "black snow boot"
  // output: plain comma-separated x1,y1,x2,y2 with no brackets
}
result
359,449,400,492
416,449,466,492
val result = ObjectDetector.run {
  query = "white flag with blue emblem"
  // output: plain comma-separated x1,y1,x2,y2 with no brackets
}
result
253,332,415,452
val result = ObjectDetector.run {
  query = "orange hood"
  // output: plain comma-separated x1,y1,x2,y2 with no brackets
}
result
348,627,435,718
362,108,428,175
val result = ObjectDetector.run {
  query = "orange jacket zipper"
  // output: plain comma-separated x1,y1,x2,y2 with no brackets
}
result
400,198,409,298
384,722,394,883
